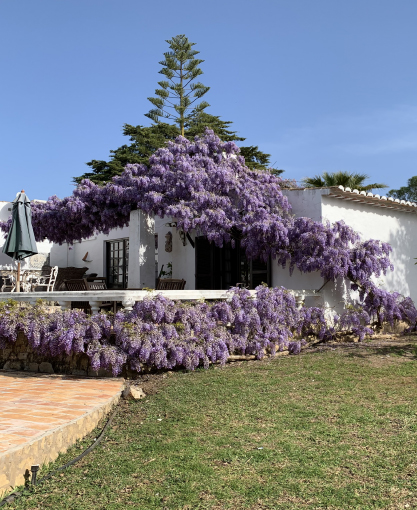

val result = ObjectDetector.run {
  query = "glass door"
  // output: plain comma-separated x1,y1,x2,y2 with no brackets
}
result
106,239,129,289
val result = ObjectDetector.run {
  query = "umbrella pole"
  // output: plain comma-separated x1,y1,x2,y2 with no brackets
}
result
16,262,21,293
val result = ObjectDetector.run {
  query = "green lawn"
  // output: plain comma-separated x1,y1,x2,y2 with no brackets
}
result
8,340,417,510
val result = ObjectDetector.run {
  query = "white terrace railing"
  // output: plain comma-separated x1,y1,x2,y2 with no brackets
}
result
0,289,321,314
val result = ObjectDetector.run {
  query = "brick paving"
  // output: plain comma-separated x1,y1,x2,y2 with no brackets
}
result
0,371,124,455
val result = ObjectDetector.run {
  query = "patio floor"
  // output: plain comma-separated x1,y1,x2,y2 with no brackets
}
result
0,371,124,495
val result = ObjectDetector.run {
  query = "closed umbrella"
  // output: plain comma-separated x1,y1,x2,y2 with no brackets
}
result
2,190,38,292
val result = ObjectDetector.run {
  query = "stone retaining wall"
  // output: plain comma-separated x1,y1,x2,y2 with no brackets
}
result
0,332,113,377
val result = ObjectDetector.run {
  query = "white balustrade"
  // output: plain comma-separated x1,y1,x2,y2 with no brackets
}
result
0,289,320,313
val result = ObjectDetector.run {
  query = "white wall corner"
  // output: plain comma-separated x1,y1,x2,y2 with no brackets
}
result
128,210,155,289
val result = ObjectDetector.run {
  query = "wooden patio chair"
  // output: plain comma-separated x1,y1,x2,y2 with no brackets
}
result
63,278,112,313
156,278,186,290
55,267,88,291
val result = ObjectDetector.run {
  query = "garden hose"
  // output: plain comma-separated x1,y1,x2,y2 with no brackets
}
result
0,401,120,507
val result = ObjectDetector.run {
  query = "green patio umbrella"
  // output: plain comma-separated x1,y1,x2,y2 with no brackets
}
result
2,190,38,291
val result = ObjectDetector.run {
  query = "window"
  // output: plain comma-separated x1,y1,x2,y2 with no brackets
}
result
106,239,129,289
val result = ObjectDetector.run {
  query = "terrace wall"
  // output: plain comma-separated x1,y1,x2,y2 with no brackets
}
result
0,331,113,377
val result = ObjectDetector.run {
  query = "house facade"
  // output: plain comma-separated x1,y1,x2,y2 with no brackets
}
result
2,187,417,312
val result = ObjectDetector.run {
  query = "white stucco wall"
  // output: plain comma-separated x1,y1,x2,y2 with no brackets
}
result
50,225,130,276
278,189,417,310
49,216,175,286
25,186,416,308
322,195,417,304
171,228,196,290
155,217,172,279
282,188,328,222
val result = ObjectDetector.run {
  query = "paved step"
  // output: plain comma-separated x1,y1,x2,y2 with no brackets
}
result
0,371,124,496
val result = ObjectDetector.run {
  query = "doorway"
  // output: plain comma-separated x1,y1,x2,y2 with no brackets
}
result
195,236,270,290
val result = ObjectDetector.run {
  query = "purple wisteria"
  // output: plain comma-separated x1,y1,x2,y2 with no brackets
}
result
4,130,291,251
0,287,385,375
1,284,416,375
0,129,414,349
0,130,394,287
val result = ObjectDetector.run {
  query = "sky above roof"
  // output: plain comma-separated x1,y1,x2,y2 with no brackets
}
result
0,0,416,201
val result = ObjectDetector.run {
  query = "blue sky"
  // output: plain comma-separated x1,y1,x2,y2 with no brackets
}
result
0,0,416,200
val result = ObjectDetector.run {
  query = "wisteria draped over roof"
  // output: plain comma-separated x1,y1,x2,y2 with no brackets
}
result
0,129,393,290
13,130,290,249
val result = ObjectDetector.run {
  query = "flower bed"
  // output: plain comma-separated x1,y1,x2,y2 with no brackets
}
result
1,286,415,377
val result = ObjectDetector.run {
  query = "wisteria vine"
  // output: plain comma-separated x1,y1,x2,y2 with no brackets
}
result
1,286,415,375
0,129,415,368
0,129,392,287
2,286,417,375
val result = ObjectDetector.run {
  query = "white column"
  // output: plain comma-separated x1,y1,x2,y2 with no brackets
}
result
89,301,101,315
58,300,71,311
128,210,156,289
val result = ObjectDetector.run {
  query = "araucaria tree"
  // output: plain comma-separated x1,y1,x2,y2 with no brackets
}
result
146,34,210,136
74,35,279,184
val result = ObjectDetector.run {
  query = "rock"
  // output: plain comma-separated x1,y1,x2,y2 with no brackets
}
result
2,361,22,371
39,362,54,374
123,385,146,400
27,363,39,372
71,369,87,376
87,367,113,377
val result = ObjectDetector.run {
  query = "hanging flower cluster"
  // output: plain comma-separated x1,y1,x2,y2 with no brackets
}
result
0,130,393,288
1,285,416,375
0,129,412,346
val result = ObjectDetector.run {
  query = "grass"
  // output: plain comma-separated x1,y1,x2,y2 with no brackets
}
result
7,340,417,510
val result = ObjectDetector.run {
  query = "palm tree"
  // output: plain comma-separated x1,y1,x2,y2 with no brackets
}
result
301,171,388,192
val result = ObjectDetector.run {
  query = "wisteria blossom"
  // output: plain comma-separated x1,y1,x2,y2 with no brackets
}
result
1,285,416,375
0,129,415,368
0,130,394,286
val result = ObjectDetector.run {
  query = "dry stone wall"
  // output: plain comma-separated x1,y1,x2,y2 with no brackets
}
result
0,332,113,377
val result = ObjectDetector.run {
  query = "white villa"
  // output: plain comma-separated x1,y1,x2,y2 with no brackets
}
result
1,186,417,312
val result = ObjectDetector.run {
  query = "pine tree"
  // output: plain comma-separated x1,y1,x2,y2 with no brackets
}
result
145,35,210,136
73,34,282,184
239,146,283,174
74,123,179,185
185,112,244,142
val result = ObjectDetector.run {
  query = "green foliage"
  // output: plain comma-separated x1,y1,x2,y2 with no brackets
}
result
387,175,417,202
159,262,172,278
302,171,388,192
239,145,283,173
74,116,278,185
185,112,244,142
74,123,179,185
145,34,210,135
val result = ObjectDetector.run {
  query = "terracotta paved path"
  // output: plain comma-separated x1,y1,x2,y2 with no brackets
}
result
0,371,124,494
